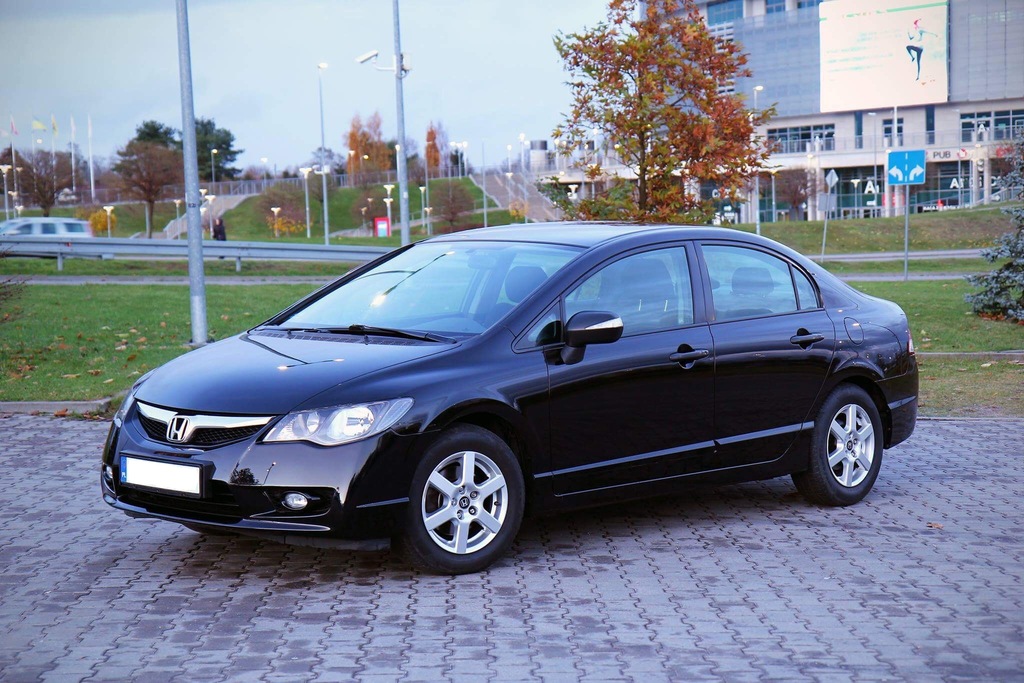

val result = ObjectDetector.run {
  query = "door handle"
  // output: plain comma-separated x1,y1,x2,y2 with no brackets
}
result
669,348,710,365
790,331,825,348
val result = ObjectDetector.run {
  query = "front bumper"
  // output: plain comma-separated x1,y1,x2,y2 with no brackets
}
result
100,408,422,544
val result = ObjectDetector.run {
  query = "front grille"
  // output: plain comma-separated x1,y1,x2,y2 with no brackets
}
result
135,403,272,449
119,480,244,522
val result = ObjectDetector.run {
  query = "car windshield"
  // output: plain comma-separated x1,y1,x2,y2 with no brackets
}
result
278,240,581,338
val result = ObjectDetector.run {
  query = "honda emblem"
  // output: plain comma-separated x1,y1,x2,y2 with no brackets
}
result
166,415,192,443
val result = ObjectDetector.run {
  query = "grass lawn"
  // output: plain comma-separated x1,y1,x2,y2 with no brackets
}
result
0,284,316,402
847,279,1024,418
1,274,1020,416
0,256,352,278
849,279,1024,352
220,177,506,244
733,203,1018,255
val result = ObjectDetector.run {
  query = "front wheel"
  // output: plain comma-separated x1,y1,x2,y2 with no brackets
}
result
793,385,883,506
401,425,524,574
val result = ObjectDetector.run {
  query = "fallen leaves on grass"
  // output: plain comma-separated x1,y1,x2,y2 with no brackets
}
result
53,408,68,417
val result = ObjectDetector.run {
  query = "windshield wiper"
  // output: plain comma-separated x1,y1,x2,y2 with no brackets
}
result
268,324,454,344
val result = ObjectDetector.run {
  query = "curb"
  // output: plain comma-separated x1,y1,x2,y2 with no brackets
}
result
0,398,111,415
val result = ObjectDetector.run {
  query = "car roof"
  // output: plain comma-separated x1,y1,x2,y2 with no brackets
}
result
426,222,757,249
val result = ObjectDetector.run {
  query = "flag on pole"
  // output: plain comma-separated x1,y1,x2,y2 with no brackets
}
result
9,116,18,136
31,117,46,131
51,114,58,136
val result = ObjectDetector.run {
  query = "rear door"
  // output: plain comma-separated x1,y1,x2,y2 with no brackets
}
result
699,242,836,467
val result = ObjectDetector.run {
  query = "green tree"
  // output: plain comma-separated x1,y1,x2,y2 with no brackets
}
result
133,120,178,147
196,117,242,181
552,0,774,223
966,135,1024,322
114,140,184,237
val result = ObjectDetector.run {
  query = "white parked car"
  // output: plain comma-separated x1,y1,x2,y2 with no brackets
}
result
0,217,94,238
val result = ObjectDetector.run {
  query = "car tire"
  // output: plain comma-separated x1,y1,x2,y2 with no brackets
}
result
793,384,883,507
400,424,524,574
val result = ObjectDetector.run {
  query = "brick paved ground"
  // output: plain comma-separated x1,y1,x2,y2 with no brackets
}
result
1,414,1022,682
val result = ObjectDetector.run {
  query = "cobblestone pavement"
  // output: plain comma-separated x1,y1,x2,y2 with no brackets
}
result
1,414,1022,682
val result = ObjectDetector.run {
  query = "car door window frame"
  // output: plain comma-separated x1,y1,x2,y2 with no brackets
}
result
696,241,823,323
515,241,706,352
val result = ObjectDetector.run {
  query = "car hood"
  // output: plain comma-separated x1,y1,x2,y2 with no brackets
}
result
134,330,456,415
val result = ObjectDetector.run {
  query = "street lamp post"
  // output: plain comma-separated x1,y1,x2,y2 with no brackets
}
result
354,0,411,246
868,112,878,216
851,178,861,217
270,206,281,238
173,198,182,237
210,148,218,184
206,194,216,237
103,205,114,238
0,165,10,220
418,185,426,234
770,168,778,223
519,133,527,214
299,167,312,238
753,85,763,235
260,156,269,191
424,207,433,236
317,62,330,245
383,183,395,233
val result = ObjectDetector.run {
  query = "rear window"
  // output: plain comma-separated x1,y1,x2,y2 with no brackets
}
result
63,223,87,233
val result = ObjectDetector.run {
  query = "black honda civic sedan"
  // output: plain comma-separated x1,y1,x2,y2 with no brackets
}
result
102,223,917,573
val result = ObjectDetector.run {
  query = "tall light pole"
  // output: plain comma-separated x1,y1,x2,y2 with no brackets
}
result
851,178,861,218
317,62,330,244
868,111,878,216
299,167,312,238
173,198,182,237
753,85,763,235
0,165,10,221
354,0,411,246
418,185,426,233
210,147,218,184
206,194,216,237
519,133,527,214
770,168,778,223
383,183,395,233
103,205,114,238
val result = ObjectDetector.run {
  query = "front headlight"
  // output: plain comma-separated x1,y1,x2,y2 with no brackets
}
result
264,398,414,446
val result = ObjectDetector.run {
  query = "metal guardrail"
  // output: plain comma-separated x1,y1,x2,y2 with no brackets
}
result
0,236,393,272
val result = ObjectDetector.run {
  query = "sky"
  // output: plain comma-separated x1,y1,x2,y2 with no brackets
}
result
1,0,610,173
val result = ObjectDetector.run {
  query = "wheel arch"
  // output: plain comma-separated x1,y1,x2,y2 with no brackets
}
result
823,371,893,447
426,400,537,481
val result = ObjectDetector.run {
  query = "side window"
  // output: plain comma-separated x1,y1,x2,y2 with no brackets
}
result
703,245,800,321
565,247,693,336
521,306,562,349
793,266,820,310
41,223,57,235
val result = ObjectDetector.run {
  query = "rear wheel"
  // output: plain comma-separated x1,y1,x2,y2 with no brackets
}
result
401,425,524,574
793,385,883,506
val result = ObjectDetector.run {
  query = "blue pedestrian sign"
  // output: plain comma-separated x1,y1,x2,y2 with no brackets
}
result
887,149,926,186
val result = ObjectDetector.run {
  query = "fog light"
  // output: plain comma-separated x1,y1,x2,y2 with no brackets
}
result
282,492,309,511
104,466,114,482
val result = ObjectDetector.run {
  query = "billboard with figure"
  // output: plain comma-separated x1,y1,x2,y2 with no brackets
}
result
820,0,948,113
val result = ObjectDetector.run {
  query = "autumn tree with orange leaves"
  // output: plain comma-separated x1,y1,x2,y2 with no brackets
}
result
346,112,392,183
552,0,773,222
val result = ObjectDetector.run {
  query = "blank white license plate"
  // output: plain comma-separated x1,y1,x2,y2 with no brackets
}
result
120,456,201,496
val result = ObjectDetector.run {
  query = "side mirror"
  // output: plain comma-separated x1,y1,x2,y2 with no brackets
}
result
560,311,623,365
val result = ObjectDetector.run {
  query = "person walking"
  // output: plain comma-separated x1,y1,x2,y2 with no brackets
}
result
213,217,227,241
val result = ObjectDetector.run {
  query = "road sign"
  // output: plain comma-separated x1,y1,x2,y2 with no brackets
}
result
825,169,839,188
887,149,926,186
